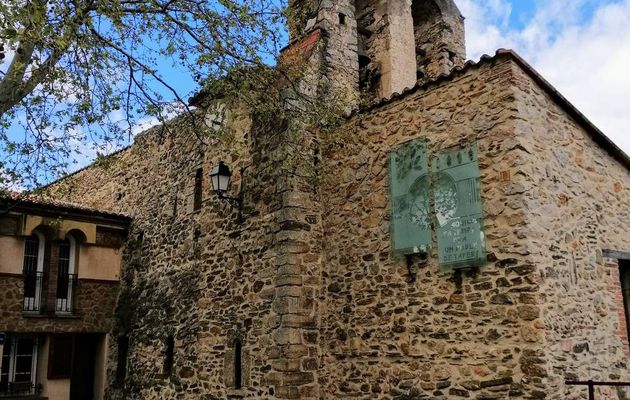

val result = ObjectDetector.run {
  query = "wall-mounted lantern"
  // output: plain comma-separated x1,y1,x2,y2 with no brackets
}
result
210,161,244,220
210,161,233,197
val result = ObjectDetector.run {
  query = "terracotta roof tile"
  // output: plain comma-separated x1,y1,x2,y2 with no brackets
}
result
1,194,132,221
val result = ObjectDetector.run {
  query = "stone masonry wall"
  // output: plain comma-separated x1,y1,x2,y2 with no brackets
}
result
511,65,630,400
45,35,329,397
41,47,630,400
318,56,544,399
46,111,281,399
0,276,119,333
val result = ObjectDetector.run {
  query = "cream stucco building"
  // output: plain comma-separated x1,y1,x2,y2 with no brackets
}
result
0,197,130,400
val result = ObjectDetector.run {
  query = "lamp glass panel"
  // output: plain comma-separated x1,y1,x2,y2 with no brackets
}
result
218,175,231,192
211,174,220,192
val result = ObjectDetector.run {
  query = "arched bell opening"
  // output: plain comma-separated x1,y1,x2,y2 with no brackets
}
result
411,0,466,80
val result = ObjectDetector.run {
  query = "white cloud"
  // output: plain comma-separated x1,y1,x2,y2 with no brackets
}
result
460,0,630,155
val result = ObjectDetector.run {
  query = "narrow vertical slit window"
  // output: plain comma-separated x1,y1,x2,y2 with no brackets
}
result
193,168,203,211
163,335,174,376
234,339,242,389
116,336,129,386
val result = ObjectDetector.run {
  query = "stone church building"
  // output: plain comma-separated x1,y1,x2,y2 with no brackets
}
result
39,0,630,399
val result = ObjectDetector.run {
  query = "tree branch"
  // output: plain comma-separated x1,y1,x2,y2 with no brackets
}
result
0,0,95,116
87,27,203,142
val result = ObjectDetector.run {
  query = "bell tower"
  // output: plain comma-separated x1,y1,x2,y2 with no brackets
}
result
412,0,466,80
286,0,466,102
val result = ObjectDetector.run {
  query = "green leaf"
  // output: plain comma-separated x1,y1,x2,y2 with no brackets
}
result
2,28,17,39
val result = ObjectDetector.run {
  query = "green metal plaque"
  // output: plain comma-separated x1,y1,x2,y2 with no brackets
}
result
433,145,486,270
388,139,431,255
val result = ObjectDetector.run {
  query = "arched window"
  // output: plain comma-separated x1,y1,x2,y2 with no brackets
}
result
411,0,465,79
56,235,77,313
22,232,45,312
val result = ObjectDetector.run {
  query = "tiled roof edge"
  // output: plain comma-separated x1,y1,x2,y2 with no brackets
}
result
346,51,502,117
1,195,132,222
348,49,630,171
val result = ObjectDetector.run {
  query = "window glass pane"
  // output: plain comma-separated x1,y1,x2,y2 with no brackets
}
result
13,338,34,383
0,338,10,391
23,236,39,274
23,274,36,298
57,240,71,299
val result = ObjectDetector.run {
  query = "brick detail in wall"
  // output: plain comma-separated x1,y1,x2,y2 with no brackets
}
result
606,260,629,356
46,241,60,315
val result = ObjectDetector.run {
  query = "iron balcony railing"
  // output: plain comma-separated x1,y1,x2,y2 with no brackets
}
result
55,273,77,314
22,271,44,313
0,382,42,397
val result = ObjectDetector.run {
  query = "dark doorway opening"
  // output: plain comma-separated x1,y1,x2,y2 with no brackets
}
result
70,334,99,400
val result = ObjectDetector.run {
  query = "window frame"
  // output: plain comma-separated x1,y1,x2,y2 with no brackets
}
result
0,335,39,395
22,232,45,313
55,235,77,314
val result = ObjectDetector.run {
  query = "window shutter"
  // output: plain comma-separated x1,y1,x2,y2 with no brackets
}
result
48,335,74,379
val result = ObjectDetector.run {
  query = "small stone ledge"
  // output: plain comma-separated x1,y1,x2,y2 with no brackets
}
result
22,312,47,318
226,389,246,398
21,312,81,320
53,313,81,319
603,249,630,260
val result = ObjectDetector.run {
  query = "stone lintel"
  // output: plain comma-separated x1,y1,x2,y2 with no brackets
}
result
603,249,630,261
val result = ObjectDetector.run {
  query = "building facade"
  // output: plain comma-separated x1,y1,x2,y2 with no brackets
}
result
41,0,630,399
0,198,130,400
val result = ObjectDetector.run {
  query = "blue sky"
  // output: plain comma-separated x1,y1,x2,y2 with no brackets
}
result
459,0,630,153
2,0,630,187
126,0,630,156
